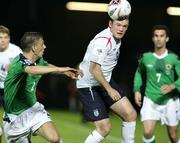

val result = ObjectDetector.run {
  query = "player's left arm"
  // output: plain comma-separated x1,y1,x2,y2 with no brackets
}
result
161,55,180,94
90,62,121,101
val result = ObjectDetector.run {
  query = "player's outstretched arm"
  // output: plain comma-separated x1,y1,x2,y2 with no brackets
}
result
25,64,83,79
25,65,75,75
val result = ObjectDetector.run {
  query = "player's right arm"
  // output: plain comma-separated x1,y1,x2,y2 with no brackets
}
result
90,62,120,101
133,55,145,106
25,65,75,75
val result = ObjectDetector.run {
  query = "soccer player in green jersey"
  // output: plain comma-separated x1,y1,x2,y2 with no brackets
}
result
3,32,82,143
134,25,180,143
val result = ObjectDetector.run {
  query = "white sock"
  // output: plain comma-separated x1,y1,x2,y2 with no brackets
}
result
59,138,63,143
84,130,104,143
0,126,2,136
122,121,136,143
143,136,155,143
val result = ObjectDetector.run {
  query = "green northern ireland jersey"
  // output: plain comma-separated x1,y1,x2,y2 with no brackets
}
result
134,51,180,105
4,54,48,115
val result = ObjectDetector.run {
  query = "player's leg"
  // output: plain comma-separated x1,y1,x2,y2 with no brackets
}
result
36,121,62,143
166,98,180,143
142,120,156,143
84,119,110,143
110,97,137,143
30,102,62,143
166,126,179,143
140,96,159,143
78,87,110,143
107,79,136,143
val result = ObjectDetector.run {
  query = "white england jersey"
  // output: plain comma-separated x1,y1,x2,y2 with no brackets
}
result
0,43,22,88
77,27,121,88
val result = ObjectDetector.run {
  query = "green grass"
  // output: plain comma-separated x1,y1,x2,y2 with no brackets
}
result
0,108,179,143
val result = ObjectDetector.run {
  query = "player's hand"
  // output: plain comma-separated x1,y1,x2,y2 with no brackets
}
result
63,71,77,79
75,69,84,79
63,69,83,79
161,84,176,95
134,92,142,107
107,88,121,101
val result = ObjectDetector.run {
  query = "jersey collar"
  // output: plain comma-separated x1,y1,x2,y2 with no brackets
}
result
153,49,168,59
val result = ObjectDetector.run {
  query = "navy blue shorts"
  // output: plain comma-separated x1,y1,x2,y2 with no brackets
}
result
77,79,126,121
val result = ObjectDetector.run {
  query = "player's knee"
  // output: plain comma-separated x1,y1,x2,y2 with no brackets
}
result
124,108,137,122
144,128,154,138
96,121,112,136
48,133,60,143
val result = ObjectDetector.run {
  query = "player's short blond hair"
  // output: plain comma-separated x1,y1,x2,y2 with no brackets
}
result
0,25,10,36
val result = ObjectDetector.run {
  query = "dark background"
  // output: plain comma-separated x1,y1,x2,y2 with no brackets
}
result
1,0,180,110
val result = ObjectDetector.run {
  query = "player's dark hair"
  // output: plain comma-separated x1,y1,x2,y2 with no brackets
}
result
109,16,129,22
21,32,43,52
152,25,169,37
0,25,10,36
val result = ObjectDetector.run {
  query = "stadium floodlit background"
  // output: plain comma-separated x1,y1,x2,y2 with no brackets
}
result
1,0,180,109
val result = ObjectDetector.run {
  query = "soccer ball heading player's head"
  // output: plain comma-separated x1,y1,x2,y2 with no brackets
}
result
108,0,131,21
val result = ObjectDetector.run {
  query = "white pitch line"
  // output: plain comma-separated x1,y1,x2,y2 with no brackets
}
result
63,120,120,142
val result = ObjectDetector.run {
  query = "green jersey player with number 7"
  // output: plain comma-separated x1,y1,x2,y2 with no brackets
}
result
133,25,180,143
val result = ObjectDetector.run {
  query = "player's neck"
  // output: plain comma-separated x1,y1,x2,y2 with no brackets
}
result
154,47,167,56
113,36,121,44
23,52,38,63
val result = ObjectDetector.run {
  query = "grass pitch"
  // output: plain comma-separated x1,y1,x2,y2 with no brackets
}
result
0,108,179,142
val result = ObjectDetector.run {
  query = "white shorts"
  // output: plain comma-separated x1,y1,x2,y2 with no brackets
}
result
140,96,179,126
178,99,180,121
3,102,52,143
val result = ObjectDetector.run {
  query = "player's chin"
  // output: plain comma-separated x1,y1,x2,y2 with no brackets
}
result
0,45,8,51
115,34,123,39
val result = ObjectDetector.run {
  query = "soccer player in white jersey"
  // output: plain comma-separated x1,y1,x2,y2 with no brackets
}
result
134,25,180,143
0,25,22,143
76,17,137,143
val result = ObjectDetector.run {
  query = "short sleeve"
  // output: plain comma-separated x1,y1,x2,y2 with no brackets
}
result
89,37,111,65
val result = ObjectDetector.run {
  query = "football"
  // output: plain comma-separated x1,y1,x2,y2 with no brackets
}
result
108,0,131,20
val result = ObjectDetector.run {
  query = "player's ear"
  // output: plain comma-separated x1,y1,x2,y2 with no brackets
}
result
31,45,36,53
166,37,169,42
152,37,154,42
109,20,113,28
